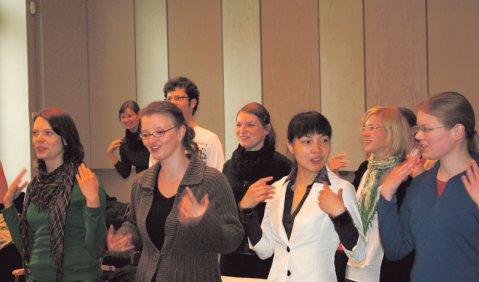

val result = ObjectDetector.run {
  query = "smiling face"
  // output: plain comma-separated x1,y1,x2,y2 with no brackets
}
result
287,133,331,178
415,110,456,160
32,117,64,170
236,111,270,151
362,114,388,160
120,107,140,131
141,113,185,163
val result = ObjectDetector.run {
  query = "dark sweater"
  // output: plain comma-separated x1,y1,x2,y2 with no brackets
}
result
378,156,479,282
220,143,291,278
114,129,149,178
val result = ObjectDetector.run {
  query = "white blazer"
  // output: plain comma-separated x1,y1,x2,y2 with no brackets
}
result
250,168,366,282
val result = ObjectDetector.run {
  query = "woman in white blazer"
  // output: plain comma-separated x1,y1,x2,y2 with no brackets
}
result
239,111,366,281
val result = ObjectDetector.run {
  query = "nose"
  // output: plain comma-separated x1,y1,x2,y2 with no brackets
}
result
415,130,423,141
34,133,45,143
311,141,322,153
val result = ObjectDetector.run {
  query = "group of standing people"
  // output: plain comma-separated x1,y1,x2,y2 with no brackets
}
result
1,76,479,282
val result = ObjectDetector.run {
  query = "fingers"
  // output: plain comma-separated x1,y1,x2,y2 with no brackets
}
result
76,163,97,184
251,176,274,188
322,182,331,191
10,169,27,190
107,225,134,252
337,188,343,200
200,194,209,209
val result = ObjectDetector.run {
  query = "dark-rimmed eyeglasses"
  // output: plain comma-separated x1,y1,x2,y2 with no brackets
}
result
140,126,177,140
165,96,189,102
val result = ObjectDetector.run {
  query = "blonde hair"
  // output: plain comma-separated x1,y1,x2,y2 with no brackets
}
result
418,91,478,153
363,106,410,160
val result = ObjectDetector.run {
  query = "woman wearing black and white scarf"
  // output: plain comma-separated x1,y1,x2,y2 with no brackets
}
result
3,108,106,282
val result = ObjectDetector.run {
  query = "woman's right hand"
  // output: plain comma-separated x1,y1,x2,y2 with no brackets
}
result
107,225,134,253
2,169,28,208
380,156,418,201
328,152,351,174
107,138,123,154
239,176,275,209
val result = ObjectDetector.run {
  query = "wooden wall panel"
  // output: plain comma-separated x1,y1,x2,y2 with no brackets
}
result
261,0,320,155
167,0,225,146
364,0,428,109
87,0,136,168
427,0,479,125
135,0,169,107
222,0,262,159
320,0,366,169
38,0,91,164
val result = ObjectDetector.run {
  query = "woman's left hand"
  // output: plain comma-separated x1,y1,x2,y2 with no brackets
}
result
318,183,346,217
76,163,100,208
178,187,209,225
462,160,479,208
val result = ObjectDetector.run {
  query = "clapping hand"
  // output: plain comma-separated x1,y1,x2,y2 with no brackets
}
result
462,160,479,208
328,152,351,174
178,187,209,225
2,169,28,208
239,176,275,209
107,225,134,253
76,163,100,208
107,138,123,154
380,156,418,201
318,183,346,217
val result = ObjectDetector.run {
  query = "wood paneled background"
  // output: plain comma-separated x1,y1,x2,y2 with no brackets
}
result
27,0,479,201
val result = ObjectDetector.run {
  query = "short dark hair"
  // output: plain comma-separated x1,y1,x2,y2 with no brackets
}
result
287,111,332,143
237,102,276,145
163,77,200,115
118,100,140,120
34,108,84,168
140,101,198,155
398,107,417,128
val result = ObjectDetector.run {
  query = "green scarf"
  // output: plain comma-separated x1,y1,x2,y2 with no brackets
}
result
358,155,401,234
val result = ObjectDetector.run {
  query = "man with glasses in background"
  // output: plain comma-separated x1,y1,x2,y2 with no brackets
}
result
149,76,225,171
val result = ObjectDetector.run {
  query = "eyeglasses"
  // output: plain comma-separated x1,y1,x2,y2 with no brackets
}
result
140,126,177,140
165,96,189,102
413,125,447,133
361,125,385,133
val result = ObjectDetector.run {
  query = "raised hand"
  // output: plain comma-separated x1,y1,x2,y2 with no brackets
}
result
76,163,100,208
318,183,346,217
178,187,209,225
328,152,351,174
2,168,29,208
462,160,479,208
107,138,123,154
239,176,275,209
380,156,418,201
107,225,134,253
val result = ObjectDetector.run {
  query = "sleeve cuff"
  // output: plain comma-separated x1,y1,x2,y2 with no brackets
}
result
330,210,353,228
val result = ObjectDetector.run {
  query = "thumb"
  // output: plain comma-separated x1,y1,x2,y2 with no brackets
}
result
337,188,343,200
108,225,115,238
200,194,209,208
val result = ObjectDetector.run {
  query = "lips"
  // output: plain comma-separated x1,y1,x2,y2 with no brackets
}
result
310,157,323,165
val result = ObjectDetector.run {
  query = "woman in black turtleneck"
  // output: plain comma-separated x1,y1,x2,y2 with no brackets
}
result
220,102,291,278
107,101,149,178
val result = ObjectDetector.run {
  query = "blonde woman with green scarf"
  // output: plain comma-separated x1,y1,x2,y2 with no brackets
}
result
345,107,411,282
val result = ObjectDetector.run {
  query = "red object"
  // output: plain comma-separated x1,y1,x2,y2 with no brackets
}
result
0,160,7,204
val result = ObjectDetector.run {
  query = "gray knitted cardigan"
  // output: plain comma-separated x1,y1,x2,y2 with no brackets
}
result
119,155,244,282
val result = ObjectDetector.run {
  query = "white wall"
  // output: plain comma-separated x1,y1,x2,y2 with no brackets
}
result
0,0,31,182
